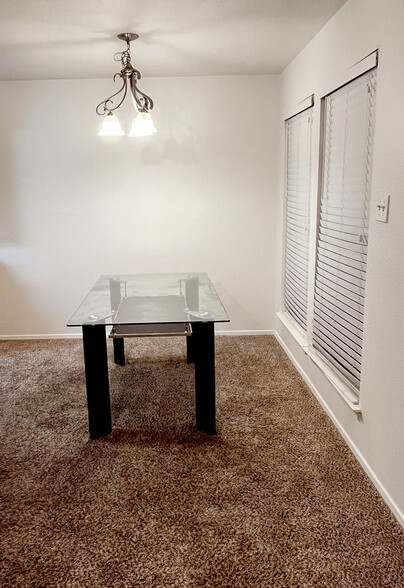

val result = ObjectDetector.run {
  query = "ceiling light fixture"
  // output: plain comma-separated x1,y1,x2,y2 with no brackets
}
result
96,33,157,137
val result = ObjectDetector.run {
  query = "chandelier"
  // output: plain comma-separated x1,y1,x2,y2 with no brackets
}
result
96,33,157,137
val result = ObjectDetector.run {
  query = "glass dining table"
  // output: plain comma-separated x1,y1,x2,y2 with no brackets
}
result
67,273,230,439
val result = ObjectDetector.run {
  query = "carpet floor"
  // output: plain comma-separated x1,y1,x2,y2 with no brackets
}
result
1,335,403,587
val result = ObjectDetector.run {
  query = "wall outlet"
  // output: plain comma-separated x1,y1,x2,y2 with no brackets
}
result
375,195,390,223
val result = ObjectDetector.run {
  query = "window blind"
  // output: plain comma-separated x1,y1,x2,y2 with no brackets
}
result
284,106,313,331
313,69,377,395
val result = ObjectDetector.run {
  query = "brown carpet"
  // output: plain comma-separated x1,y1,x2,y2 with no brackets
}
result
1,335,403,587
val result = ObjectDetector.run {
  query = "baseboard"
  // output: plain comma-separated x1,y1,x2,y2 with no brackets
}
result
0,333,82,340
216,329,274,336
274,330,404,531
0,329,274,341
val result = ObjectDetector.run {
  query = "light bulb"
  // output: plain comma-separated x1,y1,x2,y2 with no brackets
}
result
98,113,125,137
128,112,157,137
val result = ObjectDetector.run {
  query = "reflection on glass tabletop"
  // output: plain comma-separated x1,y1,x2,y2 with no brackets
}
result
67,273,230,327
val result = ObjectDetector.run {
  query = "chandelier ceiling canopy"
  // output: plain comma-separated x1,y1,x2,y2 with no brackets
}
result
96,33,157,137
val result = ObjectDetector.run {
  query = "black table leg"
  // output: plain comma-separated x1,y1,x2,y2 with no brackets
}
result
82,325,112,439
193,322,216,434
186,334,196,364
113,337,125,366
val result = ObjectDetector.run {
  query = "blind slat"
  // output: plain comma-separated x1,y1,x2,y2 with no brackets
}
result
286,249,309,276
314,290,364,327
316,273,364,306
315,282,364,319
313,321,363,366
285,235,310,257
318,238,367,263
317,260,366,292
285,262,309,287
313,339,361,387
313,333,362,375
313,309,363,352
320,211,369,228
314,299,363,338
317,250,366,280
319,218,369,239
319,233,368,255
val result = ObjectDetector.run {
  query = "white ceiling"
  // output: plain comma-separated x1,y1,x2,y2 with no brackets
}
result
0,0,347,81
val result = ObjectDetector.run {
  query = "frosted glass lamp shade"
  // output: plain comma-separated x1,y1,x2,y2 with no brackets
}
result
98,113,125,137
128,112,157,137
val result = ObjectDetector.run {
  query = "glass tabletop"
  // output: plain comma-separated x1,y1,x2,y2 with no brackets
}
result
67,273,230,327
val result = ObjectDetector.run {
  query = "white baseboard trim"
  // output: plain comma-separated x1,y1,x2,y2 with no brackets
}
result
216,329,274,336
274,330,404,530
0,333,82,340
0,329,274,341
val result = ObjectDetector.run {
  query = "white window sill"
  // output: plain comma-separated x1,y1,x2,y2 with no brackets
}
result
276,311,308,348
276,311,362,414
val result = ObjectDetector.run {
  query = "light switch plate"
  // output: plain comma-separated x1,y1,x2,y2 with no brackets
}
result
375,195,390,223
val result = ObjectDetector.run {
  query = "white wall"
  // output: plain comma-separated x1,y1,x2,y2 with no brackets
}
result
276,0,404,523
0,75,279,336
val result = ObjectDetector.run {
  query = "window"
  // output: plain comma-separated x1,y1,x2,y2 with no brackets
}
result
313,69,377,397
283,106,313,332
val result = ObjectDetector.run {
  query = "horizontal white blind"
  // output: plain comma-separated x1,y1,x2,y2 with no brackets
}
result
284,107,313,331
313,69,377,395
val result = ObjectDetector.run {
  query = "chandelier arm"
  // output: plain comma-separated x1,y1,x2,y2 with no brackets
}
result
96,74,128,115
130,77,154,111
96,32,156,134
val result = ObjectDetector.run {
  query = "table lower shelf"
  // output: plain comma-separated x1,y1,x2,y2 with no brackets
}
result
109,323,191,338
